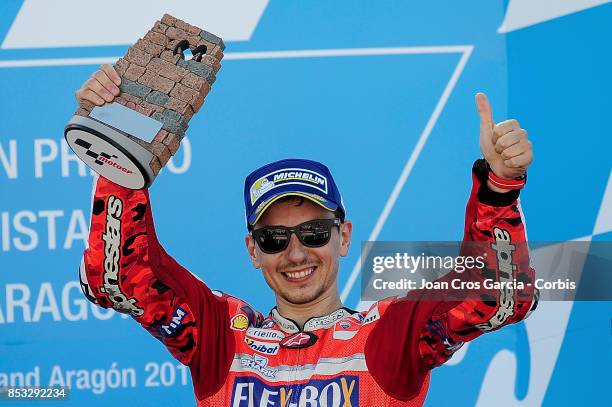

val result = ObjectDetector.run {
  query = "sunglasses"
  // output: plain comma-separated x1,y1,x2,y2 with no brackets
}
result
252,218,341,254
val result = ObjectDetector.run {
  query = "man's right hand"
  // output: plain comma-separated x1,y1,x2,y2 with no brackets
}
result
75,64,122,106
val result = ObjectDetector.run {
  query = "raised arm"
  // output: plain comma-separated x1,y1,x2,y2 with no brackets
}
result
417,158,537,368
76,66,234,399
417,93,537,367
80,176,218,362
365,94,537,400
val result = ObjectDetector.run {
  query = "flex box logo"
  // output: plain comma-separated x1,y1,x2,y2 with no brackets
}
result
231,376,358,407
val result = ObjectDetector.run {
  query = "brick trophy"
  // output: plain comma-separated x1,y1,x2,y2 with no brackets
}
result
65,14,224,189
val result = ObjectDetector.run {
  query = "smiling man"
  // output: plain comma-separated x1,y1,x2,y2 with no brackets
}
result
243,159,352,328
77,65,537,406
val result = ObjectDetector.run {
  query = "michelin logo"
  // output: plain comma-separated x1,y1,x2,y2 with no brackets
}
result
272,170,327,186
250,168,328,204
250,177,275,202
231,376,358,406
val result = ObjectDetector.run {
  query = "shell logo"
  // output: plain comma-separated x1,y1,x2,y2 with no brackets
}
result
231,314,249,331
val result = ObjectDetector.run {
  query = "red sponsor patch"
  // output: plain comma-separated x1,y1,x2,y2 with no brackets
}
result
231,314,249,331
333,317,360,340
279,332,318,349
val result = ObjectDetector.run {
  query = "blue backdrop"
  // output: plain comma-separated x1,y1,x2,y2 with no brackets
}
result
1,1,610,406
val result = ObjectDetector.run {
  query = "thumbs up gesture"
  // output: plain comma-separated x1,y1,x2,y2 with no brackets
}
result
476,93,533,183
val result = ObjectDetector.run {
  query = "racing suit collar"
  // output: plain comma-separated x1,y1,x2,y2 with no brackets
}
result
270,307,357,333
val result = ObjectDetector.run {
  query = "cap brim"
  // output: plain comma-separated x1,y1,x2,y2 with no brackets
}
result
248,192,339,226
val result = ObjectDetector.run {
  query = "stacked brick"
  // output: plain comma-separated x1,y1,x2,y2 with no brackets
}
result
75,14,224,175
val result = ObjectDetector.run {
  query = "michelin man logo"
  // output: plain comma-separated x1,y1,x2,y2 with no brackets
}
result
250,177,275,203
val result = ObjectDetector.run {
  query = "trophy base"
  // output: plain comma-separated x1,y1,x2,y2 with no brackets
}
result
65,115,156,190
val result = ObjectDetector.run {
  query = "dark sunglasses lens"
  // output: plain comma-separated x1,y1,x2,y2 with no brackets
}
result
256,228,289,253
298,220,332,247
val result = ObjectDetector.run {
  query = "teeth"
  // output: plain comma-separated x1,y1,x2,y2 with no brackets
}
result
285,267,314,279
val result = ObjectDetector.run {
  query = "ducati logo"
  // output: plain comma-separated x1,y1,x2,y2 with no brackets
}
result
333,318,360,340
279,332,318,349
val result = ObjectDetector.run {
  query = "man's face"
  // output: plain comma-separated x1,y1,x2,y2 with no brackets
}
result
245,199,352,306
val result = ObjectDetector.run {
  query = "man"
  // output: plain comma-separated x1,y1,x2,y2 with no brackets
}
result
77,65,536,406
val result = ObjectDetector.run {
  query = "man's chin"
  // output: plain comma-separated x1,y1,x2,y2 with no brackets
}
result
280,288,322,305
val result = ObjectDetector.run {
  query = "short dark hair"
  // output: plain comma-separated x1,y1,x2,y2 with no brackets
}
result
249,196,343,231
275,195,344,221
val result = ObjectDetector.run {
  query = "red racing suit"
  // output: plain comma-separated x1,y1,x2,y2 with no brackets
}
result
79,159,537,406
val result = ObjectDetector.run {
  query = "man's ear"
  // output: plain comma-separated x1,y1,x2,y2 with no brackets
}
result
339,220,353,257
245,234,262,269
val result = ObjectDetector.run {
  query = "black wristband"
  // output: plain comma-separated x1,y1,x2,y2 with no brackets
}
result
472,159,520,207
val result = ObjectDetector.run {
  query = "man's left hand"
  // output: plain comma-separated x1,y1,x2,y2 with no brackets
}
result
476,92,534,188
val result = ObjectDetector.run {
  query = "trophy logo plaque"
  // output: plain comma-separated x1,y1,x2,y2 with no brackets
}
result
65,14,224,189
